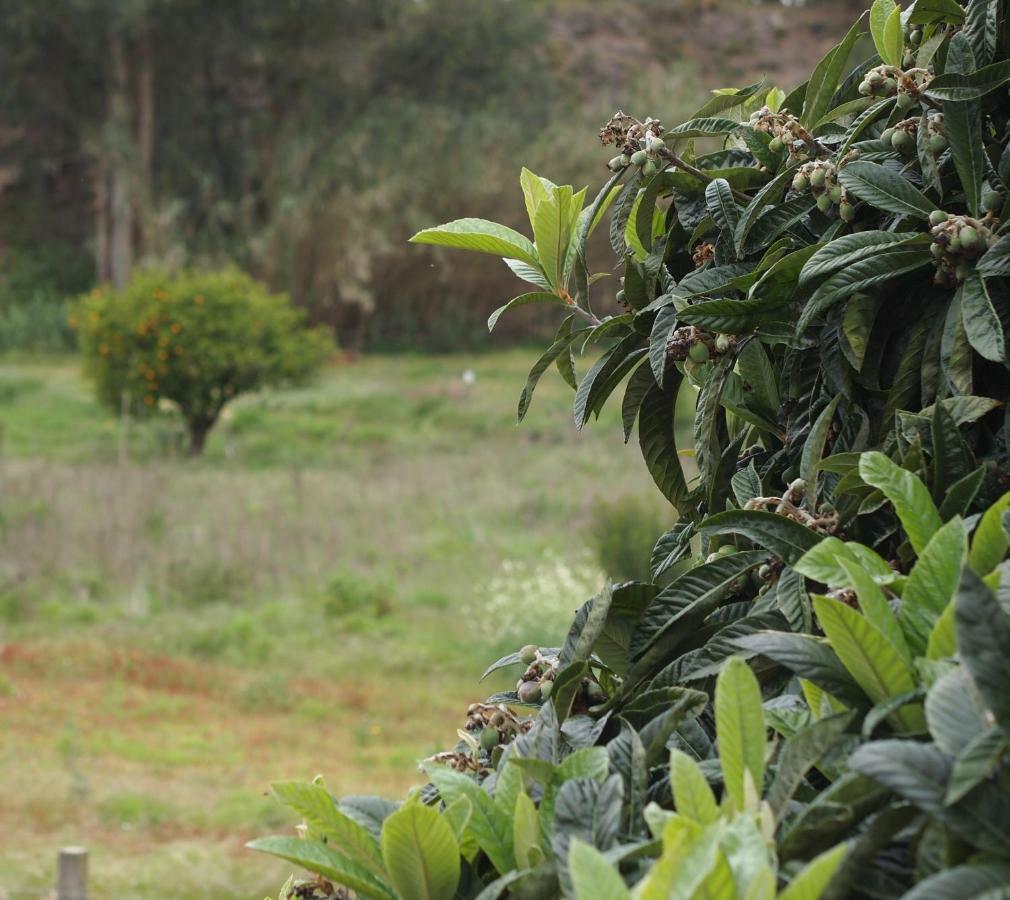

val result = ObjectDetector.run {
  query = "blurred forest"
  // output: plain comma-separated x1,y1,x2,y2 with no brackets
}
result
0,0,865,352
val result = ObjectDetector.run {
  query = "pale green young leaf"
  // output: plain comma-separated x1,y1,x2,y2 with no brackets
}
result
715,656,766,812
669,749,720,825
410,218,540,270
837,558,910,664
520,168,552,229
813,595,922,731
380,800,460,900
858,451,942,555
247,836,397,900
794,536,896,587
969,489,1010,574
512,790,544,870
901,517,967,655
882,5,905,66
778,842,849,900
869,0,899,63
270,781,385,874
533,184,576,289
568,839,632,900
926,601,957,659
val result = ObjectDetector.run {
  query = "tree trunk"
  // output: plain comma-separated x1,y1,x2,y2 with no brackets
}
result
136,24,154,256
186,420,211,457
108,32,133,290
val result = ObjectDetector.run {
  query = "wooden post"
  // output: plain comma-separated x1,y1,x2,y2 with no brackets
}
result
57,846,88,900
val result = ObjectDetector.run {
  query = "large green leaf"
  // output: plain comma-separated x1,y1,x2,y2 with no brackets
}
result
663,117,743,139
701,510,821,564
907,0,966,26
813,595,921,730
639,378,690,511
903,864,1010,900
517,316,587,423
488,292,567,333
837,161,937,219
858,451,942,555
410,218,540,270
944,34,985,217
925,58,1010,100
960,272,1006,363
715,656,766,812
767,712,855,821
799,232,920,285
247,836,396,899
956,569,1010,739
977,233,1010,276
629,551,767,661
837,558,910,663
794,537,896,588
802,17,864,127
381,800,461,900
534,184,579,289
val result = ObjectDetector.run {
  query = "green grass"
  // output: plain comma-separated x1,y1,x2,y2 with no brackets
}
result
0,350,683,898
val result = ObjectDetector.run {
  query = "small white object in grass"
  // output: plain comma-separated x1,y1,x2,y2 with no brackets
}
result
462,368,476,387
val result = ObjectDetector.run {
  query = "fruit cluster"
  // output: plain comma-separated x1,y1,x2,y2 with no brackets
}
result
928,209,999,287
514,644,556,704
601,112,666,175
666,325,735,378
465,701,530,759
748,106,812,158
858,64,932,110
791,160,856,221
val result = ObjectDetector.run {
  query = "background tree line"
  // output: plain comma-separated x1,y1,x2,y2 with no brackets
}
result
0,0,864,352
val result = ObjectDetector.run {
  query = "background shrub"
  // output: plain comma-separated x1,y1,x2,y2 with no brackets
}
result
75,269,333,454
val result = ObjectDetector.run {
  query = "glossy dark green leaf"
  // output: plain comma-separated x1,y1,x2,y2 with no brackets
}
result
802,17,865,128
638,378,690,512
960,272,1006,362
518,317,587,422
701,509,821,564
956,568,1010,739
837,161,937,219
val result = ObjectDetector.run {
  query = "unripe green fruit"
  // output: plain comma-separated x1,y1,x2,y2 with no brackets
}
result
960,225,979,249
903,51,916,69
585,682,606,704
882,77,898,95
858,80,873,96
891,130,913,152
615,289,626,306
816,192,833,213
688,342,710,363
490,745,504,768
768,136,784,153
839,201,856,222
517,680,541,703
828,185,843,204
792,172,809,193
896,91,915,111
540,680,552,700
630,150,648,167
948,235,962,252
620,154,631,166
810,168,826,189
480,726,500,751
758,563,773,581
929,210,948,226
717,544,735,557
649,136,666,152
927,133,948,153
880,127,895,143
984,190,1002,212
910,28,923,46
642,160,658,177
519,644,538,665
930,241,945,258
608,155,626,172
955,262,968,281
868,71,884,87
715,333,732,352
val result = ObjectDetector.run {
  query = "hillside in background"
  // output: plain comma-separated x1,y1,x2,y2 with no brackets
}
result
0,0,866,351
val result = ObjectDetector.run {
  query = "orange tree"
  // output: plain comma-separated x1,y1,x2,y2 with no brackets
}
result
75,269,333,454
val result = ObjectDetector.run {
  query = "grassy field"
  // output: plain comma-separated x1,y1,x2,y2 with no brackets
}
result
0,350,679,898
